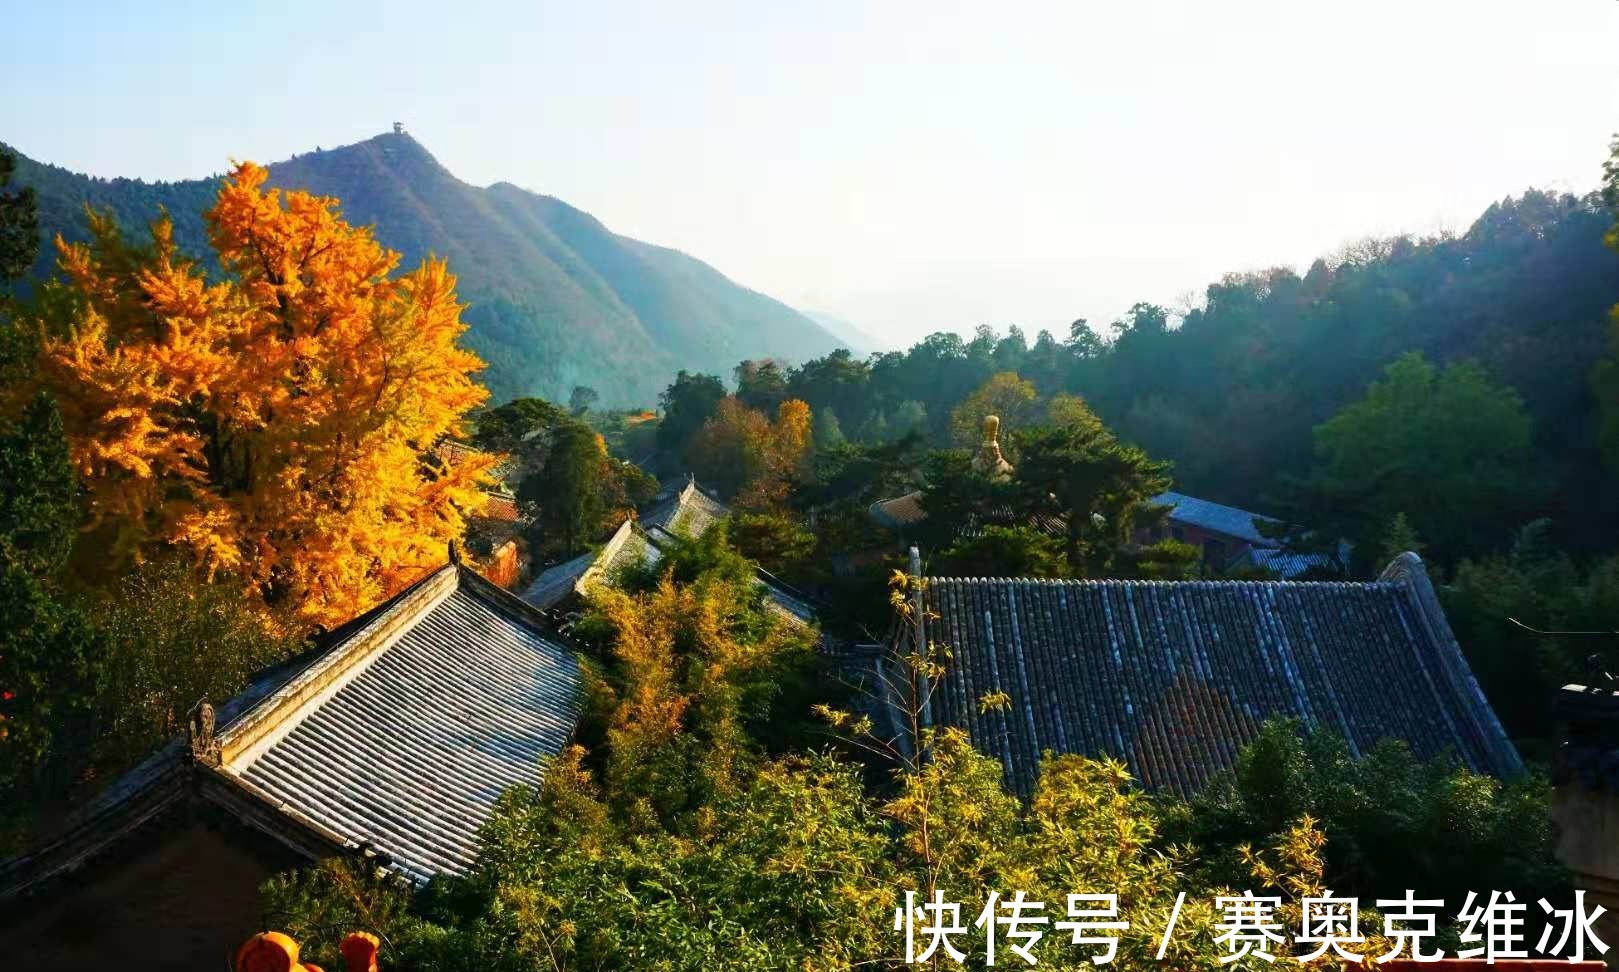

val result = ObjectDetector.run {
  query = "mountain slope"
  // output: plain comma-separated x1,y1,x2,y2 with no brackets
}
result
5,132,842,405
803,309,887,354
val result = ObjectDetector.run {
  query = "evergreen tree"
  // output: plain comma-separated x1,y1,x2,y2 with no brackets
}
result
0,392,75,575
656,370,726,460
1013,420,1178,577
0,392,105,832
813,407,846,449
569,384,600,415
0,149,38,295
1377,512,1424,565
529,421,608,556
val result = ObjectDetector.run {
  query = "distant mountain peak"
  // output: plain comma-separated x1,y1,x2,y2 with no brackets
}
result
10,134,843,407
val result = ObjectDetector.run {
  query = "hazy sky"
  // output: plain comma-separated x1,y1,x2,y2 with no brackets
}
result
5,1,1617,348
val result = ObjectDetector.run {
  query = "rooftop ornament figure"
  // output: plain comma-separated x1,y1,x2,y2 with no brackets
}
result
971,414,1014,482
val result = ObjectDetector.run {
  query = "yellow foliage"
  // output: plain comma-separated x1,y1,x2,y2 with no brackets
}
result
949,371,1040,449
688,395,814,510
32,162,493,626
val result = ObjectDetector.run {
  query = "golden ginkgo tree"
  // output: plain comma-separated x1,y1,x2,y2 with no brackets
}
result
32,162,492,627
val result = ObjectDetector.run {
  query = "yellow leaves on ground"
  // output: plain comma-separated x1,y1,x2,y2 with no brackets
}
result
33,162,493,626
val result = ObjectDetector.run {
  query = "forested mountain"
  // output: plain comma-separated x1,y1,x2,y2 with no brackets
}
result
3,131,845,405
694,188,1619,564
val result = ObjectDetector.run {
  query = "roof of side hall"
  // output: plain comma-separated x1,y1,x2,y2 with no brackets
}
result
640,478,730,539
906,553,1520,799
1153,490,1278,545
2,561,582,896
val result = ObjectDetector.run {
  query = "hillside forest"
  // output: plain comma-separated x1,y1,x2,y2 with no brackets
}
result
1,127,1617,969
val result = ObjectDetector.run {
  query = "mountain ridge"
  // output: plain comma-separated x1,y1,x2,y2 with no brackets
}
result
5,131,847,406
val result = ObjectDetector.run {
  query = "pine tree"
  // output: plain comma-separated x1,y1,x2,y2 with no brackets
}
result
0,150,38,294
813,407,846,449
531,422,608,555
1377,512,1424,565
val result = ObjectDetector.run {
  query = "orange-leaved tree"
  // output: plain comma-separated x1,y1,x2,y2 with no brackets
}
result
31,162,492,627
686,396,812,509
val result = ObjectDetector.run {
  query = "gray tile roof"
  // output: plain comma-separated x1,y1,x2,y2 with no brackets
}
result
909,553,1520,799
870,490,928,529
1239,545,1345,579
640,479,729,539
556,520,826,643
1154,491,1277,546
1,563,581,897
220,567,581,884
520,519,660,610
520,547,600,610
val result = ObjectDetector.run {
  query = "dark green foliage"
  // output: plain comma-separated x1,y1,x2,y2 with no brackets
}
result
728,511,816,575
1377,512,1425,566
1442,524,1619,745
528,421,607,556
934,525,1069,578
473,395,566,460
813,406,846,448
655,370,725,459
0,391,105,840
4,134,842,407
91,558,297,772
733,358,787,413
0,149,39,294
0,392,75,575
0,561,105,824
1167,720,1567,908
912,417,1180,579
1012,420,1177,576
568,384,599,415
1594,136,1619,476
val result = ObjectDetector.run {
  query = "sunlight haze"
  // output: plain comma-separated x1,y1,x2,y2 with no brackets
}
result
5,0,1616,347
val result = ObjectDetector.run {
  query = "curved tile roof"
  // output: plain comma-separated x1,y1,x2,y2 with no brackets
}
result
1153,491,1277,546
221,567,581,883
910,555,1519,798
640,479,729,538
3,563,583,896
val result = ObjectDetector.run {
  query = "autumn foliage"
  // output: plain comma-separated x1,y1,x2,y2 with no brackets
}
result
686,396,812,509
32,162,491,626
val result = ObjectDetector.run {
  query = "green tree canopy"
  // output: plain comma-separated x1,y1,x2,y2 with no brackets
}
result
657,370,726,460
529,421,609,556
1307,351,1540,565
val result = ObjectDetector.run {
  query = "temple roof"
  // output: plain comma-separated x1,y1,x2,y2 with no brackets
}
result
639,478,729,539
1152,491,1277,546
222,568,580,882
520,518,658,610
2,562,582,895
905,552,1520,798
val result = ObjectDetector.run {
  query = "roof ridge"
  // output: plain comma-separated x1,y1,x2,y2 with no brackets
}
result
577,518,639,595
216,563,460,770
457,564,581,648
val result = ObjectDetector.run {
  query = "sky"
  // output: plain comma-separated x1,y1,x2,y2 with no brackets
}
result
4,0,1617,349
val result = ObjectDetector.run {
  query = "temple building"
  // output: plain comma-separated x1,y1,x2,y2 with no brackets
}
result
520,478,821,638
1,555,582,971
885,548,1521,798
